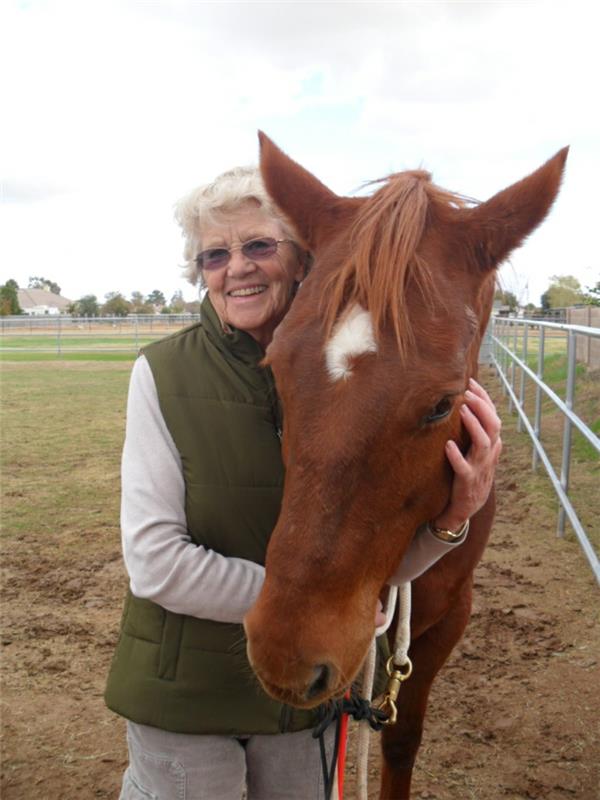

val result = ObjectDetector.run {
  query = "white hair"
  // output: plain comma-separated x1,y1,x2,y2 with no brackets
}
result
174,166,297,286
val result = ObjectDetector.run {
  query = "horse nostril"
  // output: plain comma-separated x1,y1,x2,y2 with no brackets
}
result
306,663,333,700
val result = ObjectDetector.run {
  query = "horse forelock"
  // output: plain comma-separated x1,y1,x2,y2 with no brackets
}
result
320,171,473,359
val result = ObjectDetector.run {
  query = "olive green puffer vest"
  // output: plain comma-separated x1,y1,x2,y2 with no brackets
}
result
104,296,318,734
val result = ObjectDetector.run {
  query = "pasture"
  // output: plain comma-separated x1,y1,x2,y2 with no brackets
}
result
1,358,599,798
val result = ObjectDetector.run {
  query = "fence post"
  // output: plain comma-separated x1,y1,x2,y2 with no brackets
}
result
557,330,577,537
517,324,528,433
498,320,507,396
508,321,518,413
504,321,510,401
587,306,591,366
532,326,545,471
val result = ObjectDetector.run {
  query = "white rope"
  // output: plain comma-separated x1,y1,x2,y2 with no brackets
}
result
375,585,399,639
392,583,412,665
354,582,411,800
356,637,377,800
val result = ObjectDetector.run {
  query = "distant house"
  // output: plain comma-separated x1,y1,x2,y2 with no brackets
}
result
17,288,72,316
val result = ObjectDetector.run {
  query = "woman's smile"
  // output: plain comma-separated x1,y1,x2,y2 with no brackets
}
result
227,284,268,299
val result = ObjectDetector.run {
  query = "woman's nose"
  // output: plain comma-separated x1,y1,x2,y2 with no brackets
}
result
227,247,256,277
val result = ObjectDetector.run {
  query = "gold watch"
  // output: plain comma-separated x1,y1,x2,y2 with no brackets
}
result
429,518,470,543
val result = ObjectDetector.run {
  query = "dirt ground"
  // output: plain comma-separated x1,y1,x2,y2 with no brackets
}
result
1,369,598,799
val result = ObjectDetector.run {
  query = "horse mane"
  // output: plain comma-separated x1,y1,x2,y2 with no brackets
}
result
320,170,474,358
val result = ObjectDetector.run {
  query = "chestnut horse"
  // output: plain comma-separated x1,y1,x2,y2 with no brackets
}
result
245,134,567,798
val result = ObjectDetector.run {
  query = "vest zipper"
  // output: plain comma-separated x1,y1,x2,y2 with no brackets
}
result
279,703,293,733
263,367,283,441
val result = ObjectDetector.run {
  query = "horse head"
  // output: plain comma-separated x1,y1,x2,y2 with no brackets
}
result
244,133,567,707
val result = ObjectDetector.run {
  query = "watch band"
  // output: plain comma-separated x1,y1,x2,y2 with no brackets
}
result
428,518,470,543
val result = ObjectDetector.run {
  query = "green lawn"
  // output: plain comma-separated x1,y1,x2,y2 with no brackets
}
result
1,351,138,362
1,335,157,348
0,335,160,361
493,329,567,363
1,362,131,546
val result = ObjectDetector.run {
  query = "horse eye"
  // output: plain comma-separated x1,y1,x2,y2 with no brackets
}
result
424,396,453,424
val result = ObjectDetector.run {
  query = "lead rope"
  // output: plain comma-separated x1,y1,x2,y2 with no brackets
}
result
356,582,412,800
313,583,412,800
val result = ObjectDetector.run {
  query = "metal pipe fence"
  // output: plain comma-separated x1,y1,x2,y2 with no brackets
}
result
490,316,600,585
0,314,201,354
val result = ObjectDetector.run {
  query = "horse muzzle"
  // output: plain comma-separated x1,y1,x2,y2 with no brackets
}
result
244,599,371,708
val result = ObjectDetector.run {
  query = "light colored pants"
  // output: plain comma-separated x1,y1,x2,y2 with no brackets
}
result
119,721,335,800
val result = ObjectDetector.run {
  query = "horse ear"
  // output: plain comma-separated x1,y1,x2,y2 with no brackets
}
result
462,147,569,271
258,131,345,250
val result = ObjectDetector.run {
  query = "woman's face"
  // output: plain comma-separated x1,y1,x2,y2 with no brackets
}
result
199,204,304,348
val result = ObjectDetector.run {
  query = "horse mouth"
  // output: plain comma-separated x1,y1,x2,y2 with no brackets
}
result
258,673,346,709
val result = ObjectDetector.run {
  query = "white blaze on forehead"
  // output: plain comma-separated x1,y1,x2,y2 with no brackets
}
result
325,304,377,381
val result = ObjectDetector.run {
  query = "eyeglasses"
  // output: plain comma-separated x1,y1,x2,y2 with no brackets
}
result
195,237,294,271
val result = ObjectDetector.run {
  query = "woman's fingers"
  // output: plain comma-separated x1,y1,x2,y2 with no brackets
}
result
448,380,502,469
463,388,501,444
375,599,386,627
445,439,471,478
468,378,496,412
464,387,501,431
492,436,503,464
438,380,502,527
460,403,493,454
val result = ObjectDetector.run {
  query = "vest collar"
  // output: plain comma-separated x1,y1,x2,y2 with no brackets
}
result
201,294,266,366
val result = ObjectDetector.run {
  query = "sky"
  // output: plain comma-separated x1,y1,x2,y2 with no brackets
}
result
1,0,598,306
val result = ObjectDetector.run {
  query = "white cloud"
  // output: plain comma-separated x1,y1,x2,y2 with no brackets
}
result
1,0,598,304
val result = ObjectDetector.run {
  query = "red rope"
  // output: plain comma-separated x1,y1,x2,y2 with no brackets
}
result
336,689,351,799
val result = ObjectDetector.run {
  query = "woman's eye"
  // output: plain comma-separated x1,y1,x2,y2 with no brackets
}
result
199,248,228,267
245,239,271,254
424,396,453,424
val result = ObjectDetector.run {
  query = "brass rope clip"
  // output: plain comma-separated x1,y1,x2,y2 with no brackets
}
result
376,654,413,726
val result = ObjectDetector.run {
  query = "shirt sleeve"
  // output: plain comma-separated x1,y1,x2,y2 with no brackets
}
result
388,522,469,584
120,355,265,623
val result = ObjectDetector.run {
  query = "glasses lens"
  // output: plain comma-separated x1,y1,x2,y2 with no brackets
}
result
242,238,278,259
199,248,230,270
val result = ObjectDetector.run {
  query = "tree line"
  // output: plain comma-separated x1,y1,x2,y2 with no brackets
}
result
1,274,598,317
69,290,201,317
493,274,599,312
0,279,201,317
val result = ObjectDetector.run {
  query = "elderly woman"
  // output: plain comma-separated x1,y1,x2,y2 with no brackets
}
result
105,166,501,800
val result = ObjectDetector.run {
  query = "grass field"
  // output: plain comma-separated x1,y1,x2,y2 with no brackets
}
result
1,361,131,545
1,336,158,349
0,336,160,361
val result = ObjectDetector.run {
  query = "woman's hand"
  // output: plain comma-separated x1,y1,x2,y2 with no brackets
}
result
433,378,502,533
375,598,387,628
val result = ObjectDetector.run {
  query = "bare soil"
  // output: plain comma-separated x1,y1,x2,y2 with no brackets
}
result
1,367,598,799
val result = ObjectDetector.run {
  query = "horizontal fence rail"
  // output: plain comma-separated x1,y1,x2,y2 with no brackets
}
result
490,316,600,585
0,314,201,354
